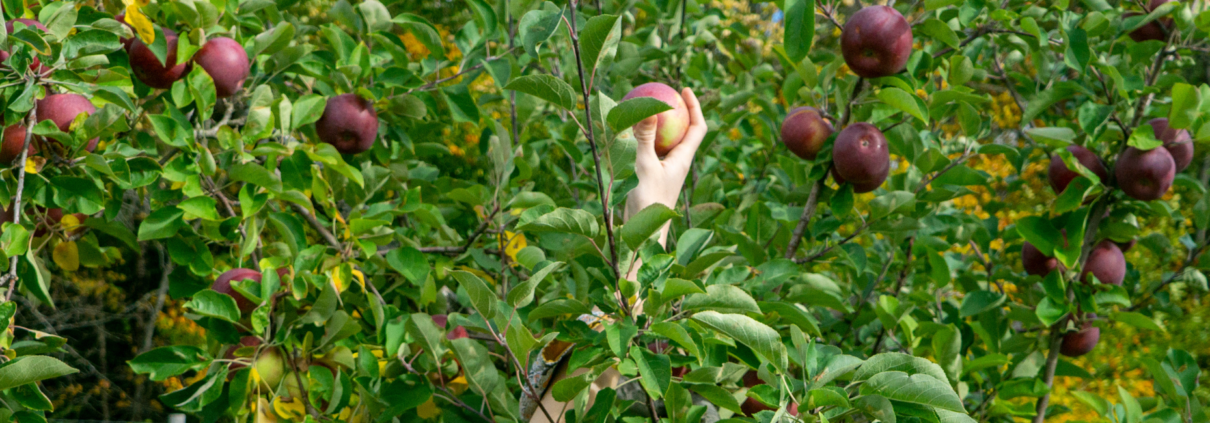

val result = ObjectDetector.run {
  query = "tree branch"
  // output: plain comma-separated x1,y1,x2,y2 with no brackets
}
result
292,203,343,252
2,98,36,301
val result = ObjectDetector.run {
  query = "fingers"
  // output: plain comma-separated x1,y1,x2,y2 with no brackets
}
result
663,88,707,169
633,115,662,178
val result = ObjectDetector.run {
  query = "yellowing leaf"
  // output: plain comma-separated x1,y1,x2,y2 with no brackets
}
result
416,398,441,419
125,4,155,44
503,231,527,263
52,241,79,272
455,266,495,285
448,375,469,395
474,205,486,219
273,397,307,420
352,269,366,289
256,398,277,423
60,214,81,231
24,157,44,174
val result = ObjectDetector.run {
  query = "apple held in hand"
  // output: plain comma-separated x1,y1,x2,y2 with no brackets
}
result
781,107,834,161
841,6,913,79
623,82,690,156
316,94,379,154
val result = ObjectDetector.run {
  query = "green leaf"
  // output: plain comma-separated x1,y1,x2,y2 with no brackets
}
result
385,247,429,285
758,301,821,337
629,345,671,399
1036,297,1070,327
1016,216,1059,255
0,356,78,391
450,270,497,320
855,394,896,423
959,290,1006,317
579,15,622,83
782,0,813,62
407,313,447,363
918,19,960,49
504,74,577,111
1128,124,1163,150
649,322,701,359
870,191,916,220
606,97,674,133
1169,83,1201,130
450,338,501,396
861,371,965,412
1025,127,1076,147
620,203,678,249
515,207,600,238
528,299,591,320
1111,311,1165,332
128,346,209,381
687,383,743,414
853,353,951,385
0,223,30,258
177,197,220,221
691,311,788,373
681,285,761,314
186,290,242,323
877,88,928,123
517,2,563,57
933,325,962,388
507,261,563,308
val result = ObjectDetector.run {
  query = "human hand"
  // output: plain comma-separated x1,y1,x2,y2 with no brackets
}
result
625,88,708,224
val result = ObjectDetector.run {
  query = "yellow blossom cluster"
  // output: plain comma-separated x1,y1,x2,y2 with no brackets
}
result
992,91,1022,129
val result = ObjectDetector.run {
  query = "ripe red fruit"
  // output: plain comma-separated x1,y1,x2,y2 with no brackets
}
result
213,268,262,315
1081,240,1125,285
1127,0,1173,42
194,37,250,98
1060,316,1100,357
37,93,100,153
1022,241,1063,276
740,370,774,415
128,28,192,89
0,125,33,164
2,19,50,74
1115,146,1175,201
832,123,890,193
1048,145,1108,194
840,6,913,79
315,94,379,154
781,107,834,160
623,83,691,156
1149,118,1193,172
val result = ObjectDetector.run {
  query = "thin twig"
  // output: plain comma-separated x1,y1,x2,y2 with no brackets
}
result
2,99,36,301
292,203,343,252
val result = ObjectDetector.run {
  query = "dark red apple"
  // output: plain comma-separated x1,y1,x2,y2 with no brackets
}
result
128,28,192,89
1048,145,1108,194
0,125,33,164
1081,240,1125,285
740,370,774,415
213,268,262,315
1022,241,1063,276
1115,146,1175,201
1127,0,1173,42
840,6,913,78
832,122,889,193
781,107,833,160
1149,118,1193,173
1060,316,1100,357
623,82,691,156
315,94,379,154
37,93,100,153
194,37,250,98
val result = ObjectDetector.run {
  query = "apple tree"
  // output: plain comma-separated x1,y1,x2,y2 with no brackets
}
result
0,0,1208,421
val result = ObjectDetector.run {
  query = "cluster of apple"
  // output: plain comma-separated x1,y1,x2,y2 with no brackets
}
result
1023,117,1192,357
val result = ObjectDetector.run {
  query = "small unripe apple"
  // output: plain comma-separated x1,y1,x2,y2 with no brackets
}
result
623,82,691,156
194,37,250,98
1115,146,1175,201
832,123,890,193
780,107,834,160
1048,145,1108,194
840,6,913,78
1149,118,1193,172
315,94,379,154
1060,315,1100,357
1081,240,1125,285
254,347,286,389
213,268,262,315
128,28,192,89
37,93,100,153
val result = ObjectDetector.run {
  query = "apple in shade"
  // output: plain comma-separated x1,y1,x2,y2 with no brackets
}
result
623,82,691,156
740,370,775,415
114,13,135,50
840,6,914,79
0,125,33,165
1127,0,1173,42
213,268,262,315
1021,241,1063,276
2,19,50,74
430,314,469,340
646,341,689,377
38,93,101,153
254,346,287,389
1060,314,1100,357
832,123,890,193
1115,146,1175,201
1081,240,1126,285
780,107,834,160
128,28,192,89
194,37,250,98
1048,145,1109,194
1149,118,1193,172
315,94,379,154
223,336,262,379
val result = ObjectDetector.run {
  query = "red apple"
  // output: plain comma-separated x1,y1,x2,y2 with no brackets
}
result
1022,241,1063,277
832,122,890,193
1115,146,1175,201
0,125,33,165
37,93,100,153
1127,0,1173,42
840,6,913,78
194,37,250,98
1048,145,1108,194
1149,118,1193,173
1060,315,1100,357
1081,240,1125,285
623,82,691,156
128,28,192,89
315,94,379,154
213,268,263,315
781,107,834,160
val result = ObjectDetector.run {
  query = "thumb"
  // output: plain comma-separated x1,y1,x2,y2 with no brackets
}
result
633,116,661,172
